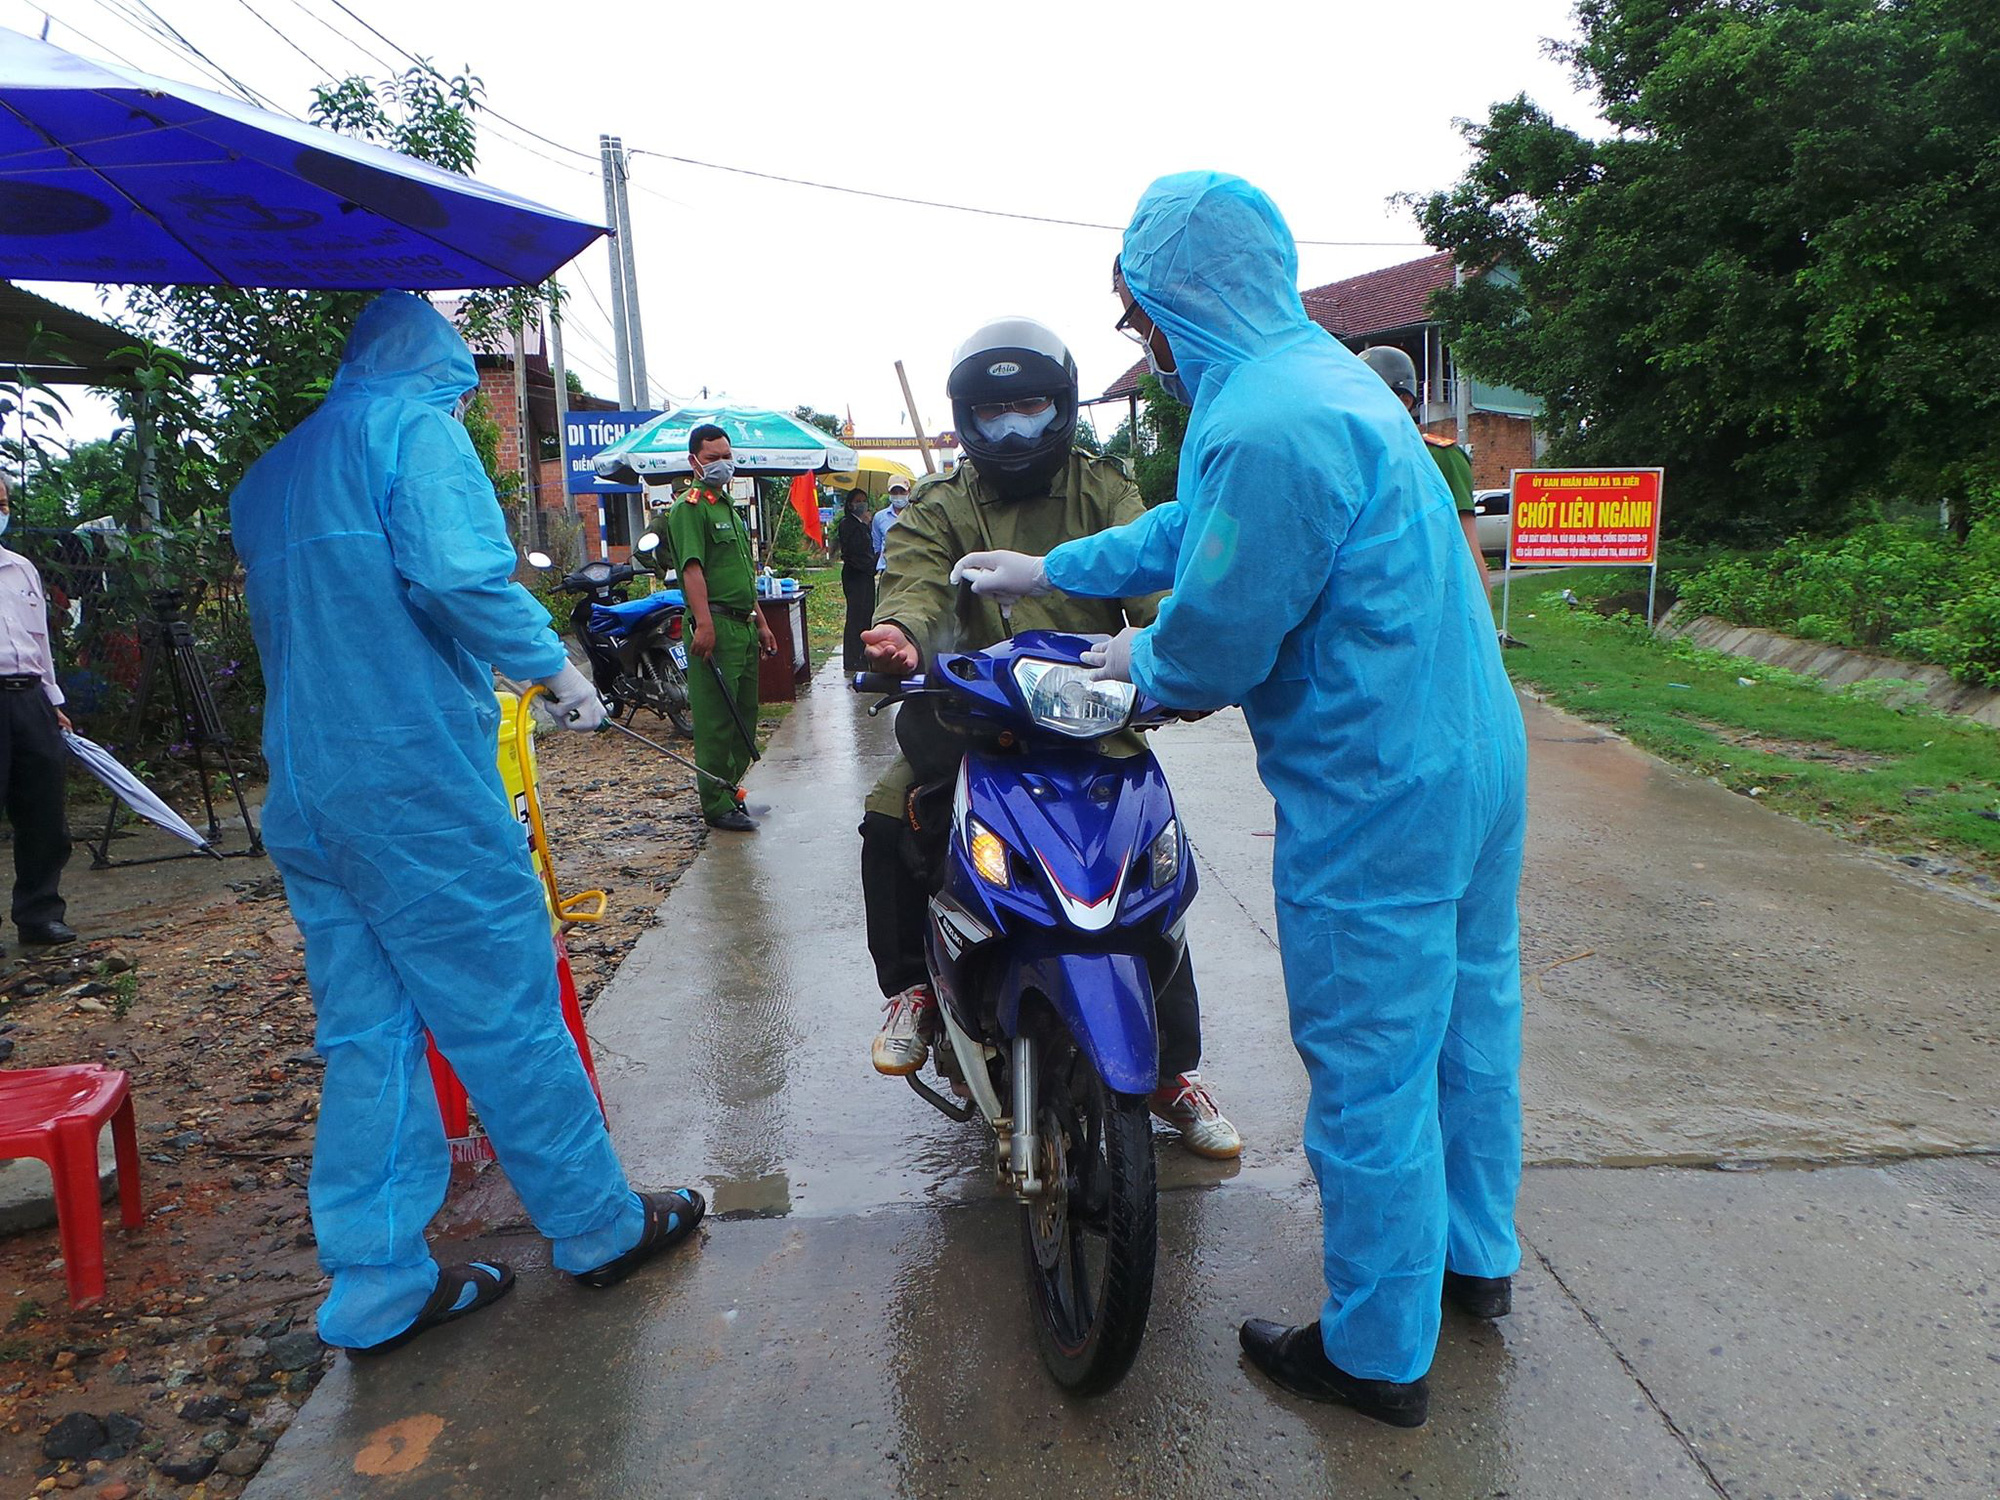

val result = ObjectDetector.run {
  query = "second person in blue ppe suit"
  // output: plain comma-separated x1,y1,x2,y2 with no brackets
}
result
230,292,705,1354
953,174,1528,1427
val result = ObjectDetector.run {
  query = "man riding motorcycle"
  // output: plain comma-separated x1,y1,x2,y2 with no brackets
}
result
858,317,1240,1158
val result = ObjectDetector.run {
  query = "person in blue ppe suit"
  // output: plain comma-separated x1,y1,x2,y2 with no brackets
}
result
952,174,1528,1427
230,292,704,1355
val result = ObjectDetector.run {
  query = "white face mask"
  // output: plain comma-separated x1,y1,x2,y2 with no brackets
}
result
0,512,10,537
889,492,909,510
1145,342,1191,406
700,457,737,488
976,406,1060,444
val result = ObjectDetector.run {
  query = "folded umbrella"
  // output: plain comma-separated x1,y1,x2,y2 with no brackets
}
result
63,731,217,856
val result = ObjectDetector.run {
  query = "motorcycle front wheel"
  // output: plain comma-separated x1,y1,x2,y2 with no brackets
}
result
1020,1037,1158,1394
634,644,694,736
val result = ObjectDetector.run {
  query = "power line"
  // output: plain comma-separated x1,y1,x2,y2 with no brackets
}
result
35,6,150,72
281,0,393,70
625,150,1427,248
227,0,336,79
318,0,596,162
75,0,255,100
122,0,289,113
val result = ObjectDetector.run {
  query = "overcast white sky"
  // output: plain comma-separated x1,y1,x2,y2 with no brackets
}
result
6,0,1603,453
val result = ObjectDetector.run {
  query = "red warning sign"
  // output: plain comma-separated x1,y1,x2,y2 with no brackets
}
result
1508,469,1664,566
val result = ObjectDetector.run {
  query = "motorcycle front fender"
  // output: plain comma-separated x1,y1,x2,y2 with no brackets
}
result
1001,950,1159,1098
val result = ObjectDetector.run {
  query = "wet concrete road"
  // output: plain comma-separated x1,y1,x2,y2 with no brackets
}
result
251,664,2000,1499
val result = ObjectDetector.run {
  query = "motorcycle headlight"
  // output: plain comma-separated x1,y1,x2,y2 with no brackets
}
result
968,819,1011,889
1150,819,1181,888
1011,658,1136,739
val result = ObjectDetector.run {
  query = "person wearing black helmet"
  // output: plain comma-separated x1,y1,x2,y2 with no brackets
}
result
855,316,1240,1159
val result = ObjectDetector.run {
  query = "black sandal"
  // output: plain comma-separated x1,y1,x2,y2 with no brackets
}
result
346,1260,515,1357
574,1189,706,1289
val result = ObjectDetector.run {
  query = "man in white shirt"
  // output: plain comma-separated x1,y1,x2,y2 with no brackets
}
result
0,475,76,949
871,481,909,573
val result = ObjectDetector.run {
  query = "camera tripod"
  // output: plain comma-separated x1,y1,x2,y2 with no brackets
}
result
90,592,263,868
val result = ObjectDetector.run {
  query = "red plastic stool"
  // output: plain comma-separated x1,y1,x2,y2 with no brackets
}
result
0,1064,141,1308
425,934,603,1165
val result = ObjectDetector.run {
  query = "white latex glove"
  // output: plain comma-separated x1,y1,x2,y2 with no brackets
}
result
950,549,1052,604
540,661,607,731
1079,625,1140,684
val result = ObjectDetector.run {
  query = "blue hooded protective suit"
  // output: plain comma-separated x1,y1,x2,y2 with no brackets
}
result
230,292,642,1349
1045,175,1527,1383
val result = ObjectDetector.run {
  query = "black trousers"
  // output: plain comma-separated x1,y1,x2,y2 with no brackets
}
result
859,810,1200,1081
0,687,70,928
841,570,876,675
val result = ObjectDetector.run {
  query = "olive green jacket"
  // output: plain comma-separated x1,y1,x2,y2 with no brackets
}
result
866,452,1160,819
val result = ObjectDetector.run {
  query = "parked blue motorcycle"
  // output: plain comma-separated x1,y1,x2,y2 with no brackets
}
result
853,630,1196,1392
529,547,692,735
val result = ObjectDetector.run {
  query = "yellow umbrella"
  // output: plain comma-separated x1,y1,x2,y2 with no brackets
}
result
823,454,917,500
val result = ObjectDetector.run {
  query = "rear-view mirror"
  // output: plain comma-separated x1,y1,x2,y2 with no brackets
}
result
526,551,553,569
636,532,660,554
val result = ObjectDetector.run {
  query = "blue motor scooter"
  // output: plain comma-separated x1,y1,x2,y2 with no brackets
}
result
854,630,1197,1393
530,543,692,735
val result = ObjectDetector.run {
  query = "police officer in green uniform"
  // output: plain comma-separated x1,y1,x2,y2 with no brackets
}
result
647,423,777,832
1358,345,1488,586
858,318,1240,1159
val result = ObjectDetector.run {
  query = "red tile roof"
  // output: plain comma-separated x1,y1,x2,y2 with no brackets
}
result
1094,251,1455,401
1302,251,1455,340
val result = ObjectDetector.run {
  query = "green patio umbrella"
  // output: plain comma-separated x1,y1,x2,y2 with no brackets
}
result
593,406,860,483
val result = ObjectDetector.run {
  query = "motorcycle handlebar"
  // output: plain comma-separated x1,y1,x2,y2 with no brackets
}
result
850,672,915,696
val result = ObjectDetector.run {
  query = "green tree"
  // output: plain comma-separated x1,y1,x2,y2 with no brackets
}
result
1132,375,1186,507
1414,0,2000,544
20,434,137,525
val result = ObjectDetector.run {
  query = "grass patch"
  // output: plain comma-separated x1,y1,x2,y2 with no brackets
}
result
1497,569,2000,880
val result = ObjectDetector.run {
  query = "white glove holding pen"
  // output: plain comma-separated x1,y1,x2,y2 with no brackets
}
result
540,661,607,731
950,549,1052,604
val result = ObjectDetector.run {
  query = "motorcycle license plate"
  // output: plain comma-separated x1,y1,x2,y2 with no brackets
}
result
668,643,688,669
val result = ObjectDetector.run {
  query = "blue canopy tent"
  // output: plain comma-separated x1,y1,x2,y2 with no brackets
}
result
0,27,605,289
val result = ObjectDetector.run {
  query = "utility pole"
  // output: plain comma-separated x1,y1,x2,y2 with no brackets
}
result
599,134,633,408
512,321,535,549
549,310,576,528
895,360,935,475
1451,263,1472,455
609,137,648,406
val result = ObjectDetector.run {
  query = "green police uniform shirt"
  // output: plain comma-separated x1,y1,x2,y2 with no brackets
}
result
1424,432,1475,512
874,452,1162,660
866,452,1160,819
660,481,756,611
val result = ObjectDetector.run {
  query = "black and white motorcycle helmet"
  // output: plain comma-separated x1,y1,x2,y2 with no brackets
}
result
946,317,1078,492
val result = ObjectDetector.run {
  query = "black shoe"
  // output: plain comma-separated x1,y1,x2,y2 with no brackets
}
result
704,809,757,832
575,1189,706,1289
345,1261,514,1357
1238,1319,1429,1427
1443,1270,1513,1319
18,921,77,946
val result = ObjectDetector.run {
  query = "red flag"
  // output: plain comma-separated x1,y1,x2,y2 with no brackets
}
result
788,472,823,546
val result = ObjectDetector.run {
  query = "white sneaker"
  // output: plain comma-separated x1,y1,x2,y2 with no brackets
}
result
871,985,934,1076
1149,1072,1243,1159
